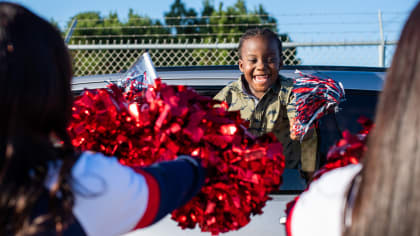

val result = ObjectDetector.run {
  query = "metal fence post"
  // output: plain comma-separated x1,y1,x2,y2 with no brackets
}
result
378,9,385,67
65,18,78,44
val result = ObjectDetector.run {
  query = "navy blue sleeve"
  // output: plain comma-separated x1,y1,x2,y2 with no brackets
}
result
141,155,206,224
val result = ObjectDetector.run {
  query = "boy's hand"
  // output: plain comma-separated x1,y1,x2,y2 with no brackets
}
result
289,118,314,141
289,118,298,140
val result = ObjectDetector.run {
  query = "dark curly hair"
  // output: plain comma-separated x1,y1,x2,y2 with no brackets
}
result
237,28,283,59
0,2,77,235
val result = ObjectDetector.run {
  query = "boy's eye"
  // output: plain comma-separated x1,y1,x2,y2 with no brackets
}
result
248,58,257,63
267,57,277,63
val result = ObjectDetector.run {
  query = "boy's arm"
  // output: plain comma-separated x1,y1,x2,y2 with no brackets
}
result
286,93,318,174
213,85,230,102
288,118,318,173
299,131,318,173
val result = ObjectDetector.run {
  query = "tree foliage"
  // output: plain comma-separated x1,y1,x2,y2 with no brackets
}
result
66,0,300,74
67,10,169,44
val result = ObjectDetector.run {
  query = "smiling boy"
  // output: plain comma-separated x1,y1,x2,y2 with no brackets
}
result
214,28,318,181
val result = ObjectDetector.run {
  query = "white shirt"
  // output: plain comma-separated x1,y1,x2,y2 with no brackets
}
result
288,164,362,236
45,151,153,236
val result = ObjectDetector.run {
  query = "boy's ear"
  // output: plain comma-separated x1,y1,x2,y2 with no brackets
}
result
279,57,283,68
239,59,244,72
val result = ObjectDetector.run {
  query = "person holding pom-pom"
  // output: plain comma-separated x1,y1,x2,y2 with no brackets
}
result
214,28,318,181
0,2,205,236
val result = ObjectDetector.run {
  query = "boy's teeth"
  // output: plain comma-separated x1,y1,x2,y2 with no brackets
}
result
254,75,268,81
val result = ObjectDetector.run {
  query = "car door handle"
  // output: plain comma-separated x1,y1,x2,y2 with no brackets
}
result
279,216,286,225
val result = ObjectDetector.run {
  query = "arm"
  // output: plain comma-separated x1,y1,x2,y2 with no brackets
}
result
135,155,205,228
213,86,228,102
213,84,233,107
70,152,205,235
286,91,318,174
299,132,318,173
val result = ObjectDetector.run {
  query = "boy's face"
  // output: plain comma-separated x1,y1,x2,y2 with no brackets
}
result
239,36,282,99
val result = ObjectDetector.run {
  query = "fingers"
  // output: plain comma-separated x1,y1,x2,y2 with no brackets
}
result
290,130,298,140
289,118,315,141
289,118,298,140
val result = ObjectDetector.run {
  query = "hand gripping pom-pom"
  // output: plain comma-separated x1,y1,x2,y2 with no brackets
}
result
291,70,346,141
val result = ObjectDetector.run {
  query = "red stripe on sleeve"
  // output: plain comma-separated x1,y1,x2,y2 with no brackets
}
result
285,196,300,236
132,168,161,229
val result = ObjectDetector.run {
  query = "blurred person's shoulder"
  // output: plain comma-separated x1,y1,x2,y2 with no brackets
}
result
289,164,362,236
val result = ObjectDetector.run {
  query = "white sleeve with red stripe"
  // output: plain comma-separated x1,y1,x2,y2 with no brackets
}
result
287,164,361,236
71,151,160,236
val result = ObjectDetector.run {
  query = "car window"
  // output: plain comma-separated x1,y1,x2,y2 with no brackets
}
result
196,87,380,193
317,89,379,167
336,90,379,133
277,89,380,192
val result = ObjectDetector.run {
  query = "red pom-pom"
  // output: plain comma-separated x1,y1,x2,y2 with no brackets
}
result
312,117,373,180
284,117,373,232
68,79,285,234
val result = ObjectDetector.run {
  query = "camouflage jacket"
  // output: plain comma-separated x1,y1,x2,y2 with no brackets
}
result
214,75,317,172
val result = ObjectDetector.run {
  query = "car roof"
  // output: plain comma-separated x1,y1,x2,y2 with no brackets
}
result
72,65,386,92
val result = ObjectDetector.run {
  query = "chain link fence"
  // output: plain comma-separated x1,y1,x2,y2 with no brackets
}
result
70,47,241,76
69,40,396,76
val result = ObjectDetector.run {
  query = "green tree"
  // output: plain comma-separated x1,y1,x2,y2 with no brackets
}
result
67,0,300,75
124,9,169,43
186,0,300,65
66,12,124,74
207,0,277,40
164,0,199,34
66,10,172,74
67,12,105,43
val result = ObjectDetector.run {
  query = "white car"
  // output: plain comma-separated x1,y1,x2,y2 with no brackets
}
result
72,65,385,236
